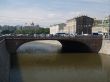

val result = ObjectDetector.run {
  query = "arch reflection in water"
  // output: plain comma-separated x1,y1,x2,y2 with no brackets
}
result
17,40,62,53
10,40,109,82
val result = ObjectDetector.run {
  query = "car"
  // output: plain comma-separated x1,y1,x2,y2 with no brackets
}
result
55,33,68,37
92,33,99,35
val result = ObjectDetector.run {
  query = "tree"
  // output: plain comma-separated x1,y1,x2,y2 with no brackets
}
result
1,30,15,34
15,28,50,34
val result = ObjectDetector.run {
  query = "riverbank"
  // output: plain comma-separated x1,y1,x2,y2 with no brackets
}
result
99,40,110,55
0,39,10,82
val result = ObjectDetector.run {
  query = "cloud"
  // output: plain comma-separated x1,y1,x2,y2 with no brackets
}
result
0,0,109,26
47,13,58,18
0,7,108,26
82,0,109,3
0,7,65,26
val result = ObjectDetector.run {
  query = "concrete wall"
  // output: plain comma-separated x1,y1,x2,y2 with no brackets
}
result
99,40,110,55
0,39,10,82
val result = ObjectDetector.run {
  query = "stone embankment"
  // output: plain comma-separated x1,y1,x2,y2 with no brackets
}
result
99,40,110,55
0,39,10,82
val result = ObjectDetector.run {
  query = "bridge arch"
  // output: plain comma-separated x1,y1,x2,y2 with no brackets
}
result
17,40,62,53
5,39,93,54
58,40,92,53
16,40,91,53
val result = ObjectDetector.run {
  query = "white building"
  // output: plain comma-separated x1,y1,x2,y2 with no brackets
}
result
92,26,108,33
49,23,66,34
64,18,76,34
93,15,110,34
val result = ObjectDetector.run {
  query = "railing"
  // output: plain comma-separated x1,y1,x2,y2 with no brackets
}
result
3,34,102,40
103,34,110,40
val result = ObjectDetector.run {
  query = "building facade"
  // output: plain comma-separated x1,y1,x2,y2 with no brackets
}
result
93,19,103,27
92,27,108,33
103,15,110,33
76,16,94,35
49,23,66,34
64,16,94,35
65,18,76,34
92,19,107,34
0,25,16,32
92,15,110,34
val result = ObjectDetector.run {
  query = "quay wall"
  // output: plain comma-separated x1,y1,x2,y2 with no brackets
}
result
0,39,10,82
99,40,110,55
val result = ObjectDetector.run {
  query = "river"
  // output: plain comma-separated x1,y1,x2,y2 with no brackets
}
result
10,40,110,82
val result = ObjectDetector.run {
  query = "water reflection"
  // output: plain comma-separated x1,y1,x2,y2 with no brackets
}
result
10,40,110,82
17,40,62,53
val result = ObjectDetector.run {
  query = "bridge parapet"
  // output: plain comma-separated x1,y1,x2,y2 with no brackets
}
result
4,35,102,40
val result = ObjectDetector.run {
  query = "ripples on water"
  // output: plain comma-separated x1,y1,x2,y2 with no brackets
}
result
10,40,110,82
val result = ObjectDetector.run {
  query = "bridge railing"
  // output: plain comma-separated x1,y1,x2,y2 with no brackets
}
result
4,34,103,40
103,34,110,40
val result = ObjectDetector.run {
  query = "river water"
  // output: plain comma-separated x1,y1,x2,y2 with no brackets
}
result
10,40,110,82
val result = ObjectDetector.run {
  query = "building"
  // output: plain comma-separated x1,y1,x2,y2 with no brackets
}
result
94,19,103,27
103,15,110,33
65,16,94,35
65,18,76,34
76,16,94,35
92,15,110,34
49,23,66,34
92,27,108,33
23,22,41,30
103,16,110,27
92,19,107,34
0,25,16,31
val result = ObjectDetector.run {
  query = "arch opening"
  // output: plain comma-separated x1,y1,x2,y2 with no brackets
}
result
59,40,92,53
17,40,62,54
16,40,92,53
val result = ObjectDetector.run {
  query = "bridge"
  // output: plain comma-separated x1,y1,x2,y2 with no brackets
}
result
2,35,102,54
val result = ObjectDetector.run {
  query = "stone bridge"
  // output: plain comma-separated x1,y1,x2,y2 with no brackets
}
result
4,35,102,54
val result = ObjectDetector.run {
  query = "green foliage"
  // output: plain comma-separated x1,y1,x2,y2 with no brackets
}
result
0,24,50,34
15,28,50,34
1,30,15,34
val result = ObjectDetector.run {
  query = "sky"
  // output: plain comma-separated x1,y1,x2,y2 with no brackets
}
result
0,0,110,26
